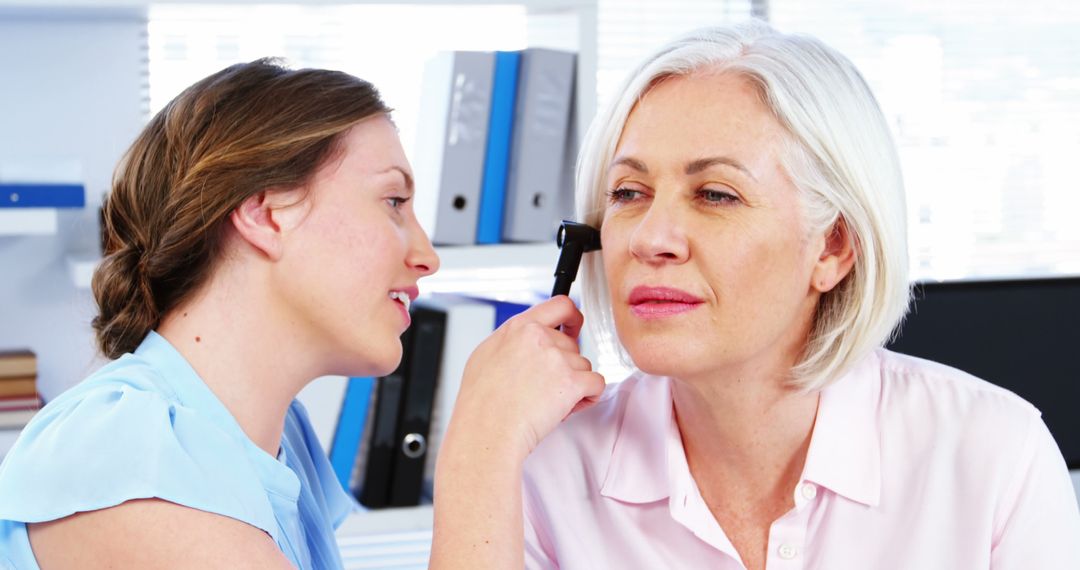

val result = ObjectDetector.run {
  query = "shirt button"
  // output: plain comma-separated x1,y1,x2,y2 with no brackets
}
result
800,482,818,500
778,543,799,560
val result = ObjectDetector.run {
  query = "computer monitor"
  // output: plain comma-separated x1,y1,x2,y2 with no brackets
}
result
886,276,1080,468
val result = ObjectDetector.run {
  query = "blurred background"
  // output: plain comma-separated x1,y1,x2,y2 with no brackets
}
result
1,1,1078,560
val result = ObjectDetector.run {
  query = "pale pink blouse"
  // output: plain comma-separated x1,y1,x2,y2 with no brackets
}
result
522,349,1080,569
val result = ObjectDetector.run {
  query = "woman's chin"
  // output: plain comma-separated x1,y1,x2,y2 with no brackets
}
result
334,342,402,378
623,343,707,379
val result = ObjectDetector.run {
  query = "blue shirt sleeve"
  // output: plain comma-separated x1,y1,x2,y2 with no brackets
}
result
0,382,277,536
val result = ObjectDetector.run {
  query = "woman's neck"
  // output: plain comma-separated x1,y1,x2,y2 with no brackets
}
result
156,264,321,458
671,347,820,504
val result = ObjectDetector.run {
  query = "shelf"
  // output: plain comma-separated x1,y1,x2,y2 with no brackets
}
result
434,242,558,271
0,209,58,236
68,255,99,289
336,505,433,568
337,504,433,537
426,242,561,295
68,243,564,292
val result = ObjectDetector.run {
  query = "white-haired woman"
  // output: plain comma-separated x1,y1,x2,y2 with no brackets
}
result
431,21,1080,570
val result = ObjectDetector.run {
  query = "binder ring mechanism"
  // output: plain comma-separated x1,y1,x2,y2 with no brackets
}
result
402,433,427,459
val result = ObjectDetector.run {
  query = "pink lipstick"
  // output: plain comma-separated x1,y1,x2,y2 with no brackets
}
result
627,286,704,320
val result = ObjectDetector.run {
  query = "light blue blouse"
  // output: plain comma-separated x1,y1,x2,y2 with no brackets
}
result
0,331,356,569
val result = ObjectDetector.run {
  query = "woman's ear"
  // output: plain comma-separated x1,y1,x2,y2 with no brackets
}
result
229,191,286,261
810,217,856,293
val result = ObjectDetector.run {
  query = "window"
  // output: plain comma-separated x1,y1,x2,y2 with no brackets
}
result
148,4,528,164
595,0,1080,280
769,0,1080,280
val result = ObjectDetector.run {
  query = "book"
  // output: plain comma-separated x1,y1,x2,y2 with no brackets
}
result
416,51,496,246
389,305,447,507
502,48,577,243
328,376,376,490
0,394,41,412
0,183,85,208
0,349,35,378
476,50,521,245
0,428,21,462
0,408,38,429
358,328,416,509
0,378,36,399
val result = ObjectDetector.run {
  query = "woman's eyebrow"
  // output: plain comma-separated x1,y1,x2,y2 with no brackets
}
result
685,156,757,181
608,155,757,182
379,165,414,192
608,156,649,174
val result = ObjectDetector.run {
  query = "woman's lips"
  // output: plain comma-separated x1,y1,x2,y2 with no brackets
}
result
628,286,704,320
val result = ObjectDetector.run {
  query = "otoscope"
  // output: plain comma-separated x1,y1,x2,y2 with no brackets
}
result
552,220,602,297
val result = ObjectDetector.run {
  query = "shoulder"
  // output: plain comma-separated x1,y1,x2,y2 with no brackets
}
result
873,347,1040,427
27,498,293,569
281,399,357,528
870,348,1045,487
0,355,273,532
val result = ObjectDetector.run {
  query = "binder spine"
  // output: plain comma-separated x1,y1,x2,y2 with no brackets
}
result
477,51,521,245
0,183,85,208
389,306,447,507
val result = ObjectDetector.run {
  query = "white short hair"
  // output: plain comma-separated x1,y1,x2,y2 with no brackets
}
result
577,20,910,392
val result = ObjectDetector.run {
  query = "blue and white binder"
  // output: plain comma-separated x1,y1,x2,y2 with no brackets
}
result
0,183,85,208
328,377,376,490
416,51,496,246
476,51,521,245
502,48,577,243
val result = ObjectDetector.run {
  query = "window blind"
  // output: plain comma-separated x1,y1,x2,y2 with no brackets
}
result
770,0,1080,280
147,4,528,163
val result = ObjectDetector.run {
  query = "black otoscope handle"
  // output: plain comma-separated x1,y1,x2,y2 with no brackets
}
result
551,221,602,298
552,241,584,297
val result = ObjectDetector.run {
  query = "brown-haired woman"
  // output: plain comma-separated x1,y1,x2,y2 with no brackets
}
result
0,58,445,568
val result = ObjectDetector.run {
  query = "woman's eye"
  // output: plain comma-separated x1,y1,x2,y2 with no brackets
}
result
387,196,410,209
607,188,644,203
699,188,739,205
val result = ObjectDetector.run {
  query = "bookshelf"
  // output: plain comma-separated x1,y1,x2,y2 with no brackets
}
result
0,209,58,236
69,243,564,292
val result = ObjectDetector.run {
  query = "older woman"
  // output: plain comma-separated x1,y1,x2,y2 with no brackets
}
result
432,21,1080,570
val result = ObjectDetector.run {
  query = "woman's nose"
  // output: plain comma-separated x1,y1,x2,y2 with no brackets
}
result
407,223,440,276
627,196,689,265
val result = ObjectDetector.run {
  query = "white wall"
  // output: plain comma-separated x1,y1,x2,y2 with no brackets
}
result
0,11,147,399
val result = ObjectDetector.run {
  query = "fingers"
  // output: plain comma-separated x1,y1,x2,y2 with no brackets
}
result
566,372,606,417
514,296,583,334
563,352,593,372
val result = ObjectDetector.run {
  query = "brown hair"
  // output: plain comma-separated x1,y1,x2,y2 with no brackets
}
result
92,58,390,359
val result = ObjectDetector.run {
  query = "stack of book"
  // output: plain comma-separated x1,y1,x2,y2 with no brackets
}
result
1,349,43,430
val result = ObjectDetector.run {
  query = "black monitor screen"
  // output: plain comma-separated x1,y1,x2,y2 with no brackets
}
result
886,277,1080,468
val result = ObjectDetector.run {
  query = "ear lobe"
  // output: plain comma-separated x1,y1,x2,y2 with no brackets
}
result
811,217,857,293
230,191,284,261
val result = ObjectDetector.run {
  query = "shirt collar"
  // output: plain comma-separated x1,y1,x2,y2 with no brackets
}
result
598,350,883,508
800,350,883,507
134,330,301,503
600,372,674,504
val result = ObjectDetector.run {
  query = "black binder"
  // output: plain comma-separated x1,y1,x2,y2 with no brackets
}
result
389,304,447,506
357,326,415,508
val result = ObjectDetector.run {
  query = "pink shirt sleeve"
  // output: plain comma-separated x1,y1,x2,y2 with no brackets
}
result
990,413,1080,569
